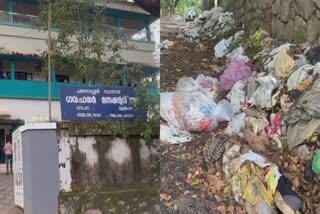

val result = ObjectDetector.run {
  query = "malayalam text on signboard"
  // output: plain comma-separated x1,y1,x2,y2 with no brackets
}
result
60,86,144,121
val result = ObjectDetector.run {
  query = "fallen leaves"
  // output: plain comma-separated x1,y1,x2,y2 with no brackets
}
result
160,193,172,201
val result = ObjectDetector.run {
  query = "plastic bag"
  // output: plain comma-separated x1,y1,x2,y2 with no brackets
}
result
249,75,278,108
227,47,249,62
220,60,252,91
287,64,314,91
312,150,320,174
160,124,192,144
225,112,246,136
227,80,246,114
214,39,229,58
173,89,233,132
176,74,219,99
273,48,295,78
160,92,181,129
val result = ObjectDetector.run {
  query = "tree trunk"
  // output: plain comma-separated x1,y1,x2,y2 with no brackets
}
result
208,0,215,9
202,0,209,11
133,0,160,17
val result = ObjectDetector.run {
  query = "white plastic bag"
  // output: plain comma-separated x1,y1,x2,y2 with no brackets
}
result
160,92,181,129
173,90,234,132
160,124,192,144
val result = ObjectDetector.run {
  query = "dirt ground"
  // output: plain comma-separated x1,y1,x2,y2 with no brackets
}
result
159,18,320,214
160,19,231,214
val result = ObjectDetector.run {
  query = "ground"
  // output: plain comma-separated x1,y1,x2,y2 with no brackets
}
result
0,164,15,214
160,19,226,214
160,17,320,214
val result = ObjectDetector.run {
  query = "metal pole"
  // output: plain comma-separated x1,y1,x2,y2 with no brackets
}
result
48,1,52,122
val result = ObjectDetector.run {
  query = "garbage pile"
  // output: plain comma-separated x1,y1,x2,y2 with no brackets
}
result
161,25,320,212
180,7,235,45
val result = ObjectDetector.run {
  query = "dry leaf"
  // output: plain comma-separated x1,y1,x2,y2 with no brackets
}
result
293,177,300,189
160,193,172,201
211,205,226,214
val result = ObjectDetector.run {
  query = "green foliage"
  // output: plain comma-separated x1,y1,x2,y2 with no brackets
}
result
248,28,263,52
226,36,241,53
162,0,201,16
35,0,128,85
294,29,305,44
133,79,160,144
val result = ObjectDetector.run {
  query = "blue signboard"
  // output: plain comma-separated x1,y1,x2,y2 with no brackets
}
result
59,86,144,121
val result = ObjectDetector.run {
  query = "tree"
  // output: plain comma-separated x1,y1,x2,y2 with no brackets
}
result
161,0,181,16
36,0,128,85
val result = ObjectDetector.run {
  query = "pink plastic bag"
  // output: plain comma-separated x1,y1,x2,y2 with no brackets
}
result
220,60,252,91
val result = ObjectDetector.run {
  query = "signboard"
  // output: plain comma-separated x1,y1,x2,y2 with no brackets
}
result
13,129,24,208
60,86,144,121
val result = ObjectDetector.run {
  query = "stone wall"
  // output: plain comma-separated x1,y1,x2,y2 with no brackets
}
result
221,0,320,43
57,122,159,214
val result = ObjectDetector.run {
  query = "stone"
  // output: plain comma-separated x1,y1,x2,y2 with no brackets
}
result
176,33,184,40
295,0,315,20
139,202,148,207
154,204,161,212
266,0,276,8
307,17,320,43
280,0,292,22
283,19,295,41
289,4,296,19
271,16,285,39
84,210,102,214
118,200,125,206
313,0,320,9
317,10,320,19
272,0,281,15
295,16,307,30
108,208,116,213
235,0,245,9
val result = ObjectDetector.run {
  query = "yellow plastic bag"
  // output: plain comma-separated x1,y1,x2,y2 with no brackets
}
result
240,164,275,207
274,48,295,78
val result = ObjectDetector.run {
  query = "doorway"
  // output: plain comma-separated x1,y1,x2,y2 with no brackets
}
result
0,129,4,163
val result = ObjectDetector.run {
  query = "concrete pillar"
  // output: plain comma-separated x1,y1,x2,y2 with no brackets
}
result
10,60,15,80
145,20,151,41
114,17,120,29
8,0,13,22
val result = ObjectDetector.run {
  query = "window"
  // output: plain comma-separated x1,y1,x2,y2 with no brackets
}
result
56,75,69,83
15,72,32,80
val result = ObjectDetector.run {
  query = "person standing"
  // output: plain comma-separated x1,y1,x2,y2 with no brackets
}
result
3,139,13,175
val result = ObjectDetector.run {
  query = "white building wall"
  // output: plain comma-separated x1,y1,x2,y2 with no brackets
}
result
0,25,155,65
0,98,61,122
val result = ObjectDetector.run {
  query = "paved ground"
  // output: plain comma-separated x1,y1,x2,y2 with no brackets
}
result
0,164,15,214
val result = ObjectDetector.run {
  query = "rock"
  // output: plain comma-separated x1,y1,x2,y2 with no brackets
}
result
139,202,148,207
108,208,116,213
295,16,307,30
307,17,320,43
118,200,125,206
295,0,315,20
289,5,296,19
176,33,184,40
272,0,281,15
84,210,102,214
313,0,320,8
317,10,320,19
283,19,295,42
280,0,292,22
266,0,275,8
257,0,267,10
154,204,161,212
